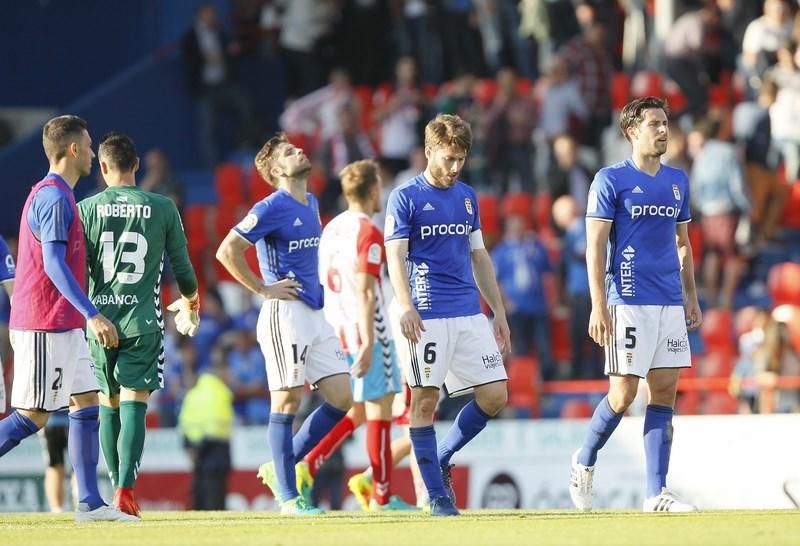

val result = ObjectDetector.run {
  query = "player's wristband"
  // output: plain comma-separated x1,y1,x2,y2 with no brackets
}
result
183,292,200,311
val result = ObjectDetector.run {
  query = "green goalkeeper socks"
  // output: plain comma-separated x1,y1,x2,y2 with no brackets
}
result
99,405,121,487
118,401,148,488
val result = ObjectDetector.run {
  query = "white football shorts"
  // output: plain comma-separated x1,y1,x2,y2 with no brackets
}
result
10,329,99,412
604,305,691,378
396,313,507,397
257,299,349,390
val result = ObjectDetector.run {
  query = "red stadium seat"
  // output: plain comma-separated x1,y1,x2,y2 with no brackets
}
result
507,356,540,417
768,262,800,307
611,72,631,111
248,167,274,201
560,399,593,419
501,191,532,217
698,350,735,378
700,308,734,352
687,221,704,267
702,392,738,415
662,78,688,115
308,169,327,198
184,206,210,286
514,78,532,97
285,131,319,156
501,192,534,229
353,85,375,131
245,244,260,276
213,205,244,242
708,70,734,108
551,315,571,363
421,83,439,101
631,71,662,99
537,225,561,269
533,192,552,231
145,411,160,429
779,182,800,228
676,391,701,415
214,163,245,206
473,79,498,107
476,193,500,240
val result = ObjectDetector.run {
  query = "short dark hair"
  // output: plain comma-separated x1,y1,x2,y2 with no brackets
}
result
619,97,669,142
254,132,289,187
42,115,87,162
98,132,138,172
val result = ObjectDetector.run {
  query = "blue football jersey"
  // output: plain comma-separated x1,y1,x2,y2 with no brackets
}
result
586,159,691,306
384,174,481,319
233,189,324,310
0,235,15,283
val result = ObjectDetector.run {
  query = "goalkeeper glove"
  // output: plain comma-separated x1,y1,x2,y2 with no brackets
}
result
167,293,200,337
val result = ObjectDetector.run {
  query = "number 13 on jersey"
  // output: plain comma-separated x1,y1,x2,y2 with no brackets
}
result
100,230,148,284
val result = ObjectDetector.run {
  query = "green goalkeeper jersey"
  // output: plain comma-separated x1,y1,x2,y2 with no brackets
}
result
78,186,198,339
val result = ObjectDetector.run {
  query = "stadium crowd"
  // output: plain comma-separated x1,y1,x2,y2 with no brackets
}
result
4,0,800,431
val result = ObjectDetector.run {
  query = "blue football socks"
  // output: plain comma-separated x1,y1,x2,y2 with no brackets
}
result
410,425,448,499
69,406,105,510
643,404,674,498
292,402,347,462
269,412,298,502
577,396,623,467
437,400,491,467
0,411,39,457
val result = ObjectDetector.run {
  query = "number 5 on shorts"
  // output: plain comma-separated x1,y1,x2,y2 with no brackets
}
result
625,327,636,349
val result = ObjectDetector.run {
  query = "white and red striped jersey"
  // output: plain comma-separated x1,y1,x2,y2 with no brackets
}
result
319,210,391,352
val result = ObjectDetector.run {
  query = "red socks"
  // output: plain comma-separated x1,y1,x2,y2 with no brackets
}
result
367,419,392,505
303,414,355,477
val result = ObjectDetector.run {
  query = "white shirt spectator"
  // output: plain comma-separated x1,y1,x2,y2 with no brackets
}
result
279,0,337,52
537,79,587,139
742,15,794,61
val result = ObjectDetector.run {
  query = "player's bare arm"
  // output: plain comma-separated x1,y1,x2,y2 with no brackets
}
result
385,238,425,343
471,248,511,353
586,218,613,347
351,271,377,379
216,230,300,300
676,222,702,331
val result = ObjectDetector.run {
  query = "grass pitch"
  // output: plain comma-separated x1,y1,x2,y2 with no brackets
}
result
2,509,798,546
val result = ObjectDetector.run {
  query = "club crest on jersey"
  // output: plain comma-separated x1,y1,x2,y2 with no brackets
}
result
367,243,382,265
238,214,258,233
672,184,681,201
464,198,473,215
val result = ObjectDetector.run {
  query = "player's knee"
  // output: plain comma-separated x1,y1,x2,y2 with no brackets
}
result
271,391,302,414
649,386,677,407
327,391,353,413
349,403,366,426
411,395,437,421
69,391,99,410
608,388,637,412
476,384,508,416
21,410,49,430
